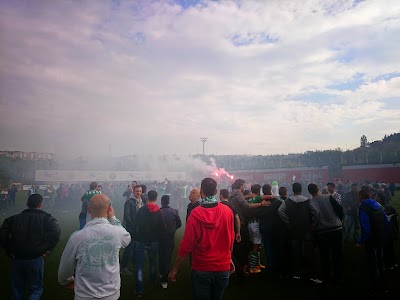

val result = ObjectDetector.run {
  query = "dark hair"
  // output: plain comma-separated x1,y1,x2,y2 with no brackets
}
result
232,179,245,190
251,184,261,195
307,183,319,195
201,178,217,197
359,189,370,200
220,189,229,199
27,194,43,208
134,185,142,191
132,181,137,185
161,195,170,206
90,182,98,190
292,182,302,194
148,190,158,201
141,184,147,193
375,192,386,203
243,190,251,196
262,184,272,195
327,182,336,189
279,186,287,196
351,183,358,187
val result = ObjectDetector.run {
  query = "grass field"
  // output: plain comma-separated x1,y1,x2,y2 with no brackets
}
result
1,191,400,299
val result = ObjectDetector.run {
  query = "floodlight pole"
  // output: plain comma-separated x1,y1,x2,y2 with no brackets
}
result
200,137,208,155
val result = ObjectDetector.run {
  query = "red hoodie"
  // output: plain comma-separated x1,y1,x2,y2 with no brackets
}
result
178,202,234,272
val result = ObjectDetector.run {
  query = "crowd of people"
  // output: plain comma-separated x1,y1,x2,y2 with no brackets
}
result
0,177,398,299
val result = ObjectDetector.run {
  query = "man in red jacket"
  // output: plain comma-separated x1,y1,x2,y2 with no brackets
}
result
169,178,235,300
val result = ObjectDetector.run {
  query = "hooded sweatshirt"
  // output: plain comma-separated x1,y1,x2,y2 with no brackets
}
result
58,217,131,300
278,195,319,239
133,203,165,242
359,199,390,247
178,202,234,272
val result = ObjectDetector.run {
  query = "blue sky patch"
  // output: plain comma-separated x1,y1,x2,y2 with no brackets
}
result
328,73,365,91
372,72,400,83
230,32,278,47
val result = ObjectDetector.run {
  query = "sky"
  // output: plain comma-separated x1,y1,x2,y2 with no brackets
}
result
0,0,400,158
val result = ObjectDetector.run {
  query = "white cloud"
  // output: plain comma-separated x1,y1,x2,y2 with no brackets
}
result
0,0,399,158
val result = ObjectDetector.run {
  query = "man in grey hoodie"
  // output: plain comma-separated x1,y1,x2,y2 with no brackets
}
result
308,183,344,283
278,182,319,281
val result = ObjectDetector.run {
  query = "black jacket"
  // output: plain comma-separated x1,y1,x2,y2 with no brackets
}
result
257,198,284,235
160,206,182,237
0,208,61,259
123,198,142,234
133,205,166,242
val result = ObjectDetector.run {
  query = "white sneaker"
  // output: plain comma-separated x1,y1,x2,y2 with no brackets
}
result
161,282,168,289
310,278,323,284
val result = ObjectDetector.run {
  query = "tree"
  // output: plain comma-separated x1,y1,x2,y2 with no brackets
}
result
360,135,369,148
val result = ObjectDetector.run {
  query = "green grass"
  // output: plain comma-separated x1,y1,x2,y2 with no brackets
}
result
1,192,400,299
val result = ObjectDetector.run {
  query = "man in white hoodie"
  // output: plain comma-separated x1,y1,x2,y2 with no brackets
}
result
58,194,131,300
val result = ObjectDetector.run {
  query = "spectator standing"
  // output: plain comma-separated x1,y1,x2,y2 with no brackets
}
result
342,183,361,242
58,194,130,300
132,190,165,298
168,178,235,300
0,194,61,300
79,182,101,229
158,195,182,289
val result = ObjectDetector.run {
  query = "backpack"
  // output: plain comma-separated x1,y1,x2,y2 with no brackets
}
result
360,204,386,247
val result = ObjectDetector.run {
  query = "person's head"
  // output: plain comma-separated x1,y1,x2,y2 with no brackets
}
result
262,184,272,196
189,188,200,203
141,184,147,194
96,185,102,191
27,194,43,209
219,189,229,201
88,194,111,218
89,181,98,191
351,183,358,193
307,183,319,196
147,190,158,202
232,179,245,192
200,178,217,198
251,184,261,196
243,190,251,196
131,181,137,189
292,182,302,195
374,192,386,205
133,185,142,198
327,182,336,194
359,189,370,203
161,195,170,207
279,186,287,198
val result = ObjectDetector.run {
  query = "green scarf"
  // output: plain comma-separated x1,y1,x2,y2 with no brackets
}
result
200,195,218,205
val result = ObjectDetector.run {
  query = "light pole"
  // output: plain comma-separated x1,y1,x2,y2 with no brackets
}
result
200,137,208,155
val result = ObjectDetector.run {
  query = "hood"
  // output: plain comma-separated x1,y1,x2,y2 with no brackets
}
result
361,199,381,210
191,203,223,229
147,203,160,212
288,195,309,203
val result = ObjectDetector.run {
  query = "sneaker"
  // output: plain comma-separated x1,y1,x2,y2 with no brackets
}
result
256,264,266,269
120,267,133,276
310,278,323,285
135,294,143,299
249,268,262,274
161,282,168,289
292,275,301,280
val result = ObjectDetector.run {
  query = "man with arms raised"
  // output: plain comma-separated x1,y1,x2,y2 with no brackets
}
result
58,194,131,300
169,178,235,300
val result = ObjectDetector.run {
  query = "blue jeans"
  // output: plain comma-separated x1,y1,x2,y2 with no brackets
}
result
121,238,136,269
191,270,230,300
134,241,158,295
79,213,87,229
12,257,44,300
366,247,385,290
344,214,360,242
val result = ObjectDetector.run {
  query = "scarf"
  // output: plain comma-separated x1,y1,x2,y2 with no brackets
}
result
200,195,218,205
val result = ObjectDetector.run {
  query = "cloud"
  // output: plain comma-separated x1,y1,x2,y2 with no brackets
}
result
0,0,399,159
